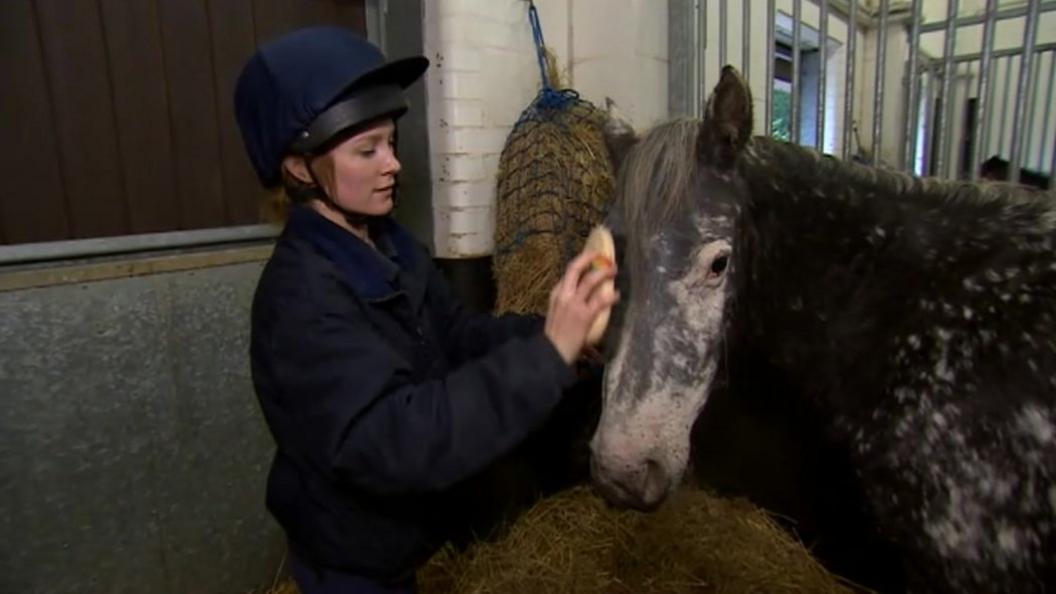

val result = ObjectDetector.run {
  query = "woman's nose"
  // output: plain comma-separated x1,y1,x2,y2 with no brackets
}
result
384,147,401,175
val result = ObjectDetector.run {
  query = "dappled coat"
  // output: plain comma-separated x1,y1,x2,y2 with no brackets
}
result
250,205,576,581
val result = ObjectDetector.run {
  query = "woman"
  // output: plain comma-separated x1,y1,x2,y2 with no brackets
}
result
234,26,617,594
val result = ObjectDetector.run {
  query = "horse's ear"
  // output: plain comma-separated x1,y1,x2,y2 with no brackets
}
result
698,65,753,170
603,97,639,172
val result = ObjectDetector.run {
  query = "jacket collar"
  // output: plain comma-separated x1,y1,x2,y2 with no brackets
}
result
285,204,424,304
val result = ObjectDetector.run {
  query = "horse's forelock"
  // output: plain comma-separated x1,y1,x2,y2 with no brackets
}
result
616,119,701,274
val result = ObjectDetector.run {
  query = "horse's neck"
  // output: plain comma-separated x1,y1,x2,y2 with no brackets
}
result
733,149,1047,401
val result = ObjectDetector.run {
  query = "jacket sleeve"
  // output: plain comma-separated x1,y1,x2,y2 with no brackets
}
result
425,264,546,364
260,288,577,496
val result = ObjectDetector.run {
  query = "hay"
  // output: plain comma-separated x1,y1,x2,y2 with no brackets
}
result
491,69,616,315
416,486,866,594
261,580,299,594
262,489,867,594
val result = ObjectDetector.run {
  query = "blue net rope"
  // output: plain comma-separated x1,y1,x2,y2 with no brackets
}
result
492,3,615,314
526,1,574,112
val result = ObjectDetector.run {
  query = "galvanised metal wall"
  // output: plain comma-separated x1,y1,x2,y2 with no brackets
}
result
0,256,283,594
669,0,1055,188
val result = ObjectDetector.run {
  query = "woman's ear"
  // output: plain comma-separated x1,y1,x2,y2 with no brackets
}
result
281,155,313,185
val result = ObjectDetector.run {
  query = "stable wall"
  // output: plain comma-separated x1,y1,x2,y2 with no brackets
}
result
0,249,283,594
422,0,668,259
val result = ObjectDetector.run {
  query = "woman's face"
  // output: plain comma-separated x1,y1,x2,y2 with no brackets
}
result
301,119,401,217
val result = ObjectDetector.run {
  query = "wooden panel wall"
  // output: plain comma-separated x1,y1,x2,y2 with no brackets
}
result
0,0,367,246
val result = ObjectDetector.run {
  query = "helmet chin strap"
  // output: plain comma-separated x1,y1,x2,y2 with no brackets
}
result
303,155,372,229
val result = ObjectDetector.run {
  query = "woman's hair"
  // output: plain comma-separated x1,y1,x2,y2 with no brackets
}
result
264,154,336,222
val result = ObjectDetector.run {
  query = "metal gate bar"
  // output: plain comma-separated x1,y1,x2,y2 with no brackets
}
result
903,0,923,171
792,0,803,143
998,56,1013,158
1009,0,1042,184
941,42,1056,66
719,0,728,73
743,0,751,82
871,0,889,163
817,0,829,151
969,0,998,181
1039,52,1056,173
934,0,959,178
843,0,857,159
766,0,776,136
920,0,1056,32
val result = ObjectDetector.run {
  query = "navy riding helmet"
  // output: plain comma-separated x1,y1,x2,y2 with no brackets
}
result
234,26,429,188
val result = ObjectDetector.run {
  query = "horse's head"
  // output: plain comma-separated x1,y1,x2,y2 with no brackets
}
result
590,67,753,510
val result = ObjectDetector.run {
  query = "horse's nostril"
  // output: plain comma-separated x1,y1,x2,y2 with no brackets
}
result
641,458,669,505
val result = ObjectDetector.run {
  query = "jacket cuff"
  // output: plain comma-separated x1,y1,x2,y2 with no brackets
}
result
530,332,578,390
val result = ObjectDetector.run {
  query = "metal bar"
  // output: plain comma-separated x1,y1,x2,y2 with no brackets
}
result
817,0,829,151
922,42,1056,67
719,0,727,68
827,0,887,28
920,67,937,175
1050,131,1056,189
969,0,998,181
999,56,1013,156
668,0,696,117
700,0,708,110
696,0,705,112
0,224,279,267
1009,0,1041,184
1024,57,1041,172
903,0,923,171
983,56,999,163
920,0,1056,33
871,0,889,164
843,0,857,159
1039,52,1056,171
765,0,776,136
792,0,802,143
742,0,750,82
365,0,388,51
934,0,958,179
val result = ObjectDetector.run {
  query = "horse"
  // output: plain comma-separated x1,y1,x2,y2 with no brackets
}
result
980,155,1052,191
589,65,1056,593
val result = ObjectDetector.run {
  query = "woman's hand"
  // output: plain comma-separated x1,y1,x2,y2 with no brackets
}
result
544,251,620,365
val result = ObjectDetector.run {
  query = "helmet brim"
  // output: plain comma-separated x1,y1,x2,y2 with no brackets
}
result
347,55,430,93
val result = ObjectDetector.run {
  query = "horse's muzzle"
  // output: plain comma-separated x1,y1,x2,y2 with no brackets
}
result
589,453,671,511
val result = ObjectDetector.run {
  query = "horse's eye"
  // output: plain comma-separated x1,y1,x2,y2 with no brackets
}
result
709,255,729,277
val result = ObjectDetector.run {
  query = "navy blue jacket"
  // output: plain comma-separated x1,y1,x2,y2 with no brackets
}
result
250,205,576,581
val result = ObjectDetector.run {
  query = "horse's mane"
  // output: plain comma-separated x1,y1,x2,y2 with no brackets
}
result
748,137,1051,214
615,117,1055,246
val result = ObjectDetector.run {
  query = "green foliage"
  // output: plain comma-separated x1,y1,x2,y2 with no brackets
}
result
771,88,792,142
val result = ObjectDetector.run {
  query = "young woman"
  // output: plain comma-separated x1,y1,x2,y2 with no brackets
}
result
234,26,617,594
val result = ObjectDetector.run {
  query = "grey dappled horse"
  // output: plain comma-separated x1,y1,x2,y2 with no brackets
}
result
590,66,1056,593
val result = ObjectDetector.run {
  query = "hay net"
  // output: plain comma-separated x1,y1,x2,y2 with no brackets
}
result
492,3,616,315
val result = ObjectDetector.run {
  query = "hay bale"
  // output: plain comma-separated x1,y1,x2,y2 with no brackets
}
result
492,89,616,315
417,487,869,594
419,486,625,594
263,487,867,594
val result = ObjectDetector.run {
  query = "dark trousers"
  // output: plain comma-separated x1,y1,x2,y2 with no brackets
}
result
290,549,416,594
